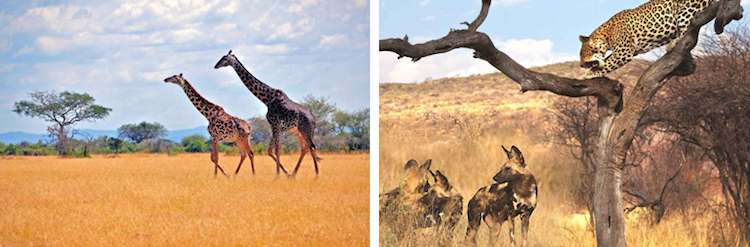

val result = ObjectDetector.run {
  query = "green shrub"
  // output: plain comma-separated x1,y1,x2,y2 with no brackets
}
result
185,140,207,153
225,146,240,156
252,142,267,155
3,144,20,155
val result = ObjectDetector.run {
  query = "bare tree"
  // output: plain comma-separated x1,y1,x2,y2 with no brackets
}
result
647,23,750,245
379,0,743,245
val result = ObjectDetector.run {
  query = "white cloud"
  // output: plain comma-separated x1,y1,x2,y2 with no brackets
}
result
248,44,297,54
12,45,33,57
172,28,203,42
419,0,432,6
0,0,370,133
350,0,369,9
0,39,11,52
267,22,308,41
495,38,578,67
380,50,498,83
218,0,239,14
288,0,318,13
317,33,347,49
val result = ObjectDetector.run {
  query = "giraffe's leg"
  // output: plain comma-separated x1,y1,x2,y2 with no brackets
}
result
235,136,255,176
276,137,290,176
235,149,246,176
311,148,319,180
291,132,308,178
269,135,280,179
211,139,229,178
269,131,290,179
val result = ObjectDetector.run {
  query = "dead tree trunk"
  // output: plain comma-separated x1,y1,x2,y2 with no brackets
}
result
379,0,743,246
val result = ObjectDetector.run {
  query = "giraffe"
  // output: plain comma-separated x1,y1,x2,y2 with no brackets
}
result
214,50,321,179
164,73,256,178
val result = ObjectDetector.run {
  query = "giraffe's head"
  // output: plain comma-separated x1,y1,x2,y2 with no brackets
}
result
164,73,186,87
214,50,237,69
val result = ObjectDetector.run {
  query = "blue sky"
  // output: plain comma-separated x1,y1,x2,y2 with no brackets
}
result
380,0,750,82
0,0,369,134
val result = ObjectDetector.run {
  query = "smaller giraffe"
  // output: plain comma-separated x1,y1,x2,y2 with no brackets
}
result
164,74,256,178
215,50,321,179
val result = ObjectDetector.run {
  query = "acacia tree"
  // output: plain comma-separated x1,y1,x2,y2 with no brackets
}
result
118,121,167,143
13,91,111,155
380,0,743,246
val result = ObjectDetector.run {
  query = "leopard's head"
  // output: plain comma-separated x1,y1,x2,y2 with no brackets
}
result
579,35,607,70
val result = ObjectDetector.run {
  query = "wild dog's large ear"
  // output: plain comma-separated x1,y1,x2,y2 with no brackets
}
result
421,159,432,171
510,146,525,166
502,145,511,158
429,170,437,183
579,35,589,43
404,159,418,171
435,170,450,189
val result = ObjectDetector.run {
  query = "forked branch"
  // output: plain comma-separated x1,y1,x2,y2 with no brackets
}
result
379,0,623,116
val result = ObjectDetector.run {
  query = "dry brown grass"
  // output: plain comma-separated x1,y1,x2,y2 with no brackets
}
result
0,153,369,246
379,61,739,246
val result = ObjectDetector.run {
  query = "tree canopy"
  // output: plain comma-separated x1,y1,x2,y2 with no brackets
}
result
118,121,167,143
13,91,111,155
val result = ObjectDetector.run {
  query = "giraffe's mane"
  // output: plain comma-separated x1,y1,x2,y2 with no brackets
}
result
182,77,225,111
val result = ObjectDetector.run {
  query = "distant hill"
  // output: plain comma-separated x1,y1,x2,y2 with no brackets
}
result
0,126,210,145
380,60,649,140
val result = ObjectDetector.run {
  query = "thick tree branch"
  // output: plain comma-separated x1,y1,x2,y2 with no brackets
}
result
380,29,623,116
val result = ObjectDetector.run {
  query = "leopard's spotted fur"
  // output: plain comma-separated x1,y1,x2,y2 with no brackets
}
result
579,0,714,78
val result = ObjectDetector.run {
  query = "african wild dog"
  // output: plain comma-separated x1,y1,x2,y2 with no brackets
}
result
466,146,537,246
380,159,463,239
417,170,463,237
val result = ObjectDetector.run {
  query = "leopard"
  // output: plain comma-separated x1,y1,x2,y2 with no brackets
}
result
579,0,714,79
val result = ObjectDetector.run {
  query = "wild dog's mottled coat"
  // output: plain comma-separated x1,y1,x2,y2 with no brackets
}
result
467,146,537,246
380,159,463,239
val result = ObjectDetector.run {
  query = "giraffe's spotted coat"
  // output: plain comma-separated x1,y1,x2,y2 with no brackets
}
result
164,74,256,177
215,50,320,179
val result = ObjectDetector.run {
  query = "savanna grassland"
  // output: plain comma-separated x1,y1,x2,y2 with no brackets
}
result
0,152,369,246
379,61,736,246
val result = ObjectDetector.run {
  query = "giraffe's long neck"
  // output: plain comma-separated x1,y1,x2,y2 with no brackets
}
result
180,80,223,119
229,59,279,105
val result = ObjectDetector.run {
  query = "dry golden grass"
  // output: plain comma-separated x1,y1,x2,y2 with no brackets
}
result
379,61,739,246
379,131,735,247
0,153,369,246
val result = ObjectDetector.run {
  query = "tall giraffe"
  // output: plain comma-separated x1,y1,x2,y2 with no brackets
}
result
214,50,321,179
164,74,256,178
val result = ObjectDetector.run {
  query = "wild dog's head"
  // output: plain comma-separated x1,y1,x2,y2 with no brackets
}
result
493,145,530,183
417,170,464,229
404,159,433,194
